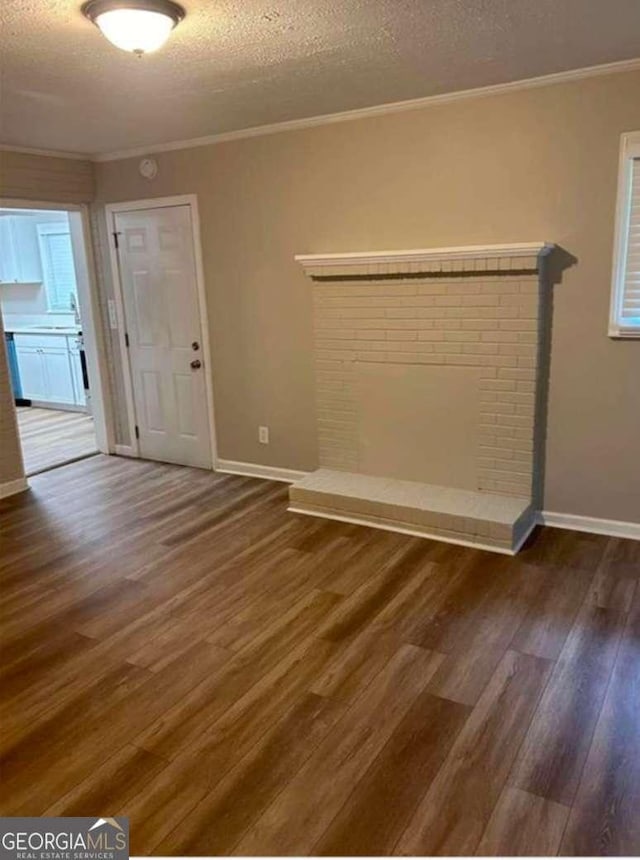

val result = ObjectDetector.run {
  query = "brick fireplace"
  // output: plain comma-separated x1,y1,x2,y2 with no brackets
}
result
289,243,554,553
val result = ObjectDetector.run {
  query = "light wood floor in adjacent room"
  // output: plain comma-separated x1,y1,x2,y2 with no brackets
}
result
1,455,638,856
17,406,98,475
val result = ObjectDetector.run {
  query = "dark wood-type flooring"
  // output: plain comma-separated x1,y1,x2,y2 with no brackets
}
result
1,455,639,855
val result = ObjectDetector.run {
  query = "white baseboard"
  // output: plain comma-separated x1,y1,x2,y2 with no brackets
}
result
0,477,29,500
114,445,136,457
215,459,309,484
538,510,640,541
113,447,639,543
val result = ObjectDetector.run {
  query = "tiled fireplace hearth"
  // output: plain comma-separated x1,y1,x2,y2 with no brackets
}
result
289,243,554,553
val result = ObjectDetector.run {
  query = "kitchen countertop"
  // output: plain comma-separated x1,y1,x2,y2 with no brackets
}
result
7,326,82,335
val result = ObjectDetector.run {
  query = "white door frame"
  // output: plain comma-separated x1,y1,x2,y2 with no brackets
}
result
0,197,114,456
105,194,218,467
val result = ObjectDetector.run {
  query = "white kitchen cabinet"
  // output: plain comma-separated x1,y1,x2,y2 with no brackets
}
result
0,218,19,284
44,348,76,404
14,346,48,401
0,216,43,284
14,333,82,406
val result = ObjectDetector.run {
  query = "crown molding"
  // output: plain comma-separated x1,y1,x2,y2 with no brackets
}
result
296,242,554,278
92,57,640,162
1,57,638,165
0,144,90,161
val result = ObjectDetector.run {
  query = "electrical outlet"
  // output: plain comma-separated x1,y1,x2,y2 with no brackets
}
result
258,425,269,444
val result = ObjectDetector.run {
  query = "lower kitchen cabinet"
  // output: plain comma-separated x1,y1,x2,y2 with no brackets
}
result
14,333,85,407
14,346,48,401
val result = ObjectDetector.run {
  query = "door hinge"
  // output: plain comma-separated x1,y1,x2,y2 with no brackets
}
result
124,332,130,348
112,231,121,249
134,425,140,440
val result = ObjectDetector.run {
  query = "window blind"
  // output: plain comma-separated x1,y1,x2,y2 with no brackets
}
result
37,225,78,311
620,157,640,328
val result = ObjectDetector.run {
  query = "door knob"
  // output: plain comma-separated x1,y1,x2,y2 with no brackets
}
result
191,341,200,351
190,359,202,370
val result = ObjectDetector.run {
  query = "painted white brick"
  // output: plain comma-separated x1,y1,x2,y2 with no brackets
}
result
479,379,516,391
482,331,519,343
499,318,536,331
481,282,520,294
461,319,496,330
435,295,463,307
437,342,463,354
463,343,499,355
499,343,537,357
357,351,387,362
311,270,543,504
386,307,445,318
498,367,536,380
357,329,387,340
386,330,418,341
444,330,480,341
462,295,501,307
448,283,483,294
417,284,447,295
445,354,475,366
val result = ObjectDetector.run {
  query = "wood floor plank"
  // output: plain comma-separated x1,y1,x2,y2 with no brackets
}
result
511,562,594,660
476,786,570,856
509,603,625,806
588,537,640,612
134,589,342,760
310,559,439,703
396,649,552,856
1,641,231,814
518,526,609,572
152,693,346,856
314,691,470,856
233,644,443,856
316,539,435,643
0,661,154,814
414,553,544,705
559,591,640,855
44,745,167,818
121,636,339,852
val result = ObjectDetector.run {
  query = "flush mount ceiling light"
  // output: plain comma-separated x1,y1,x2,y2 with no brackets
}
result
82,0,185,55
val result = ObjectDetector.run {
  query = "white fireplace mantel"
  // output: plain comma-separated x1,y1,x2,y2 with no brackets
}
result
296,242,554,277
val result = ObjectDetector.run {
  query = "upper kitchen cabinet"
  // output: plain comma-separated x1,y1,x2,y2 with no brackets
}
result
0,215,44,284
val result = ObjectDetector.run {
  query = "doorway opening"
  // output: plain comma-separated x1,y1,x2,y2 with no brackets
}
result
1,203,109,476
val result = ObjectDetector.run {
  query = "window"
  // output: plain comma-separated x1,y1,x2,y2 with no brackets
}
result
36,222,79,312
609,131,640,338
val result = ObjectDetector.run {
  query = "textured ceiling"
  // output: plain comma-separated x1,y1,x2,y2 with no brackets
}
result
1,0,639,156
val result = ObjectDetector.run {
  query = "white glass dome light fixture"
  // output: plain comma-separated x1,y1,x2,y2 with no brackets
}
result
82,0,185,55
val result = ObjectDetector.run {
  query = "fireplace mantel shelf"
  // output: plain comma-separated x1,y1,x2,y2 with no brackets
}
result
296,242,554,277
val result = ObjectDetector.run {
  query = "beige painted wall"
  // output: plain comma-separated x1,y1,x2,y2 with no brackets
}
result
94,69,640,523
0,150,95,203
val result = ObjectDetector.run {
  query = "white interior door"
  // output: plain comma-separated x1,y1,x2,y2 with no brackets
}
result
115,205,212,469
